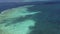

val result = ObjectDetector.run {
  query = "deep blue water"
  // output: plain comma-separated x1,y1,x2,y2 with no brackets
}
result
28,2,60,34
0,1,60,34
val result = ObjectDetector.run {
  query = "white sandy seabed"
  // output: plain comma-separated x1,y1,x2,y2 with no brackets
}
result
0,5,40,34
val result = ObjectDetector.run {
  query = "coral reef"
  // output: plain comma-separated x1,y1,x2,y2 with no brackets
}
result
0,5,39,34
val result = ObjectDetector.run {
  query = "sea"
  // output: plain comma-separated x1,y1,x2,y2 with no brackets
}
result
0,1,60,34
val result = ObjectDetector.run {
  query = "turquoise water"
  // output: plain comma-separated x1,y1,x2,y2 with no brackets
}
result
0,5,40,34
0,2,60,34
